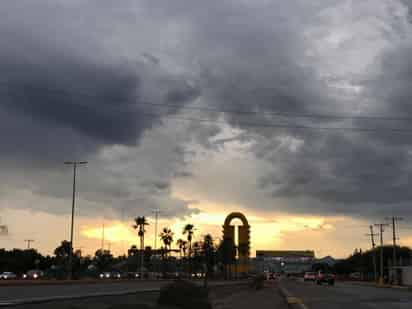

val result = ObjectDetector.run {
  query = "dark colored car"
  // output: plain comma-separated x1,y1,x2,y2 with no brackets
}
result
316,272,335,285
99,271,122,279
22,270,44,280
126,272,141,279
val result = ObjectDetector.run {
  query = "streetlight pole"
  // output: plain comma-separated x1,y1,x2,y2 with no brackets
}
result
152,209,161,251
64,161,87,280
152,209,160,276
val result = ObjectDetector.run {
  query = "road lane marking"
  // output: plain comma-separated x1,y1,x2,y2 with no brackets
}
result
287,297,303,304
278,281,309,309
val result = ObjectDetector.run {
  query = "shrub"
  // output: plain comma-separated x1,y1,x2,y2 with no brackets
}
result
252,273,265,290
158,280,211,309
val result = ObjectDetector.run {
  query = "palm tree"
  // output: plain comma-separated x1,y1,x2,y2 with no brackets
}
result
176,239,187,259
133,216,149,276
183,224,195,258
202,234,215,287
160,227,174,257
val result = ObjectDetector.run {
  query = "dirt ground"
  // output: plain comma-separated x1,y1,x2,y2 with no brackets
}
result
210,281,288,309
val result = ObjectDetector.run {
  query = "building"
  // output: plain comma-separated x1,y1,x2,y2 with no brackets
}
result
254,250,315,274
315,256,339,267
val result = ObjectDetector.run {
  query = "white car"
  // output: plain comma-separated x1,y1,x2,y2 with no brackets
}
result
0,272,17,280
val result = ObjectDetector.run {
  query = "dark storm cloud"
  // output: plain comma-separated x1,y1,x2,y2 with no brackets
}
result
2,0,412,221
0,0,202,218
155,0,412,219
0,0,200,162
0,46,198,159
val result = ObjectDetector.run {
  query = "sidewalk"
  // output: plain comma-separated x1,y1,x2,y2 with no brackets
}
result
210,281,287,309
342,280,412,291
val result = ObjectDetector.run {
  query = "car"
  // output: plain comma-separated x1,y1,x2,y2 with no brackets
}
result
349,272,361,280
303,272,317,282
99,271,112,279
191,272,204,279
22,270,44,280
99,271,122,279
268,272,279,280
316,271,335,285
0,272,17,280
127,272,141,279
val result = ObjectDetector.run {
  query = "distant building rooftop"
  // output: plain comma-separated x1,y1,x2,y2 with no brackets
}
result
256,250,315,258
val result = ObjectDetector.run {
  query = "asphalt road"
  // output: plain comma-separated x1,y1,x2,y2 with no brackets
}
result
0,279,248,306
280,279,412,309
0,280,171,305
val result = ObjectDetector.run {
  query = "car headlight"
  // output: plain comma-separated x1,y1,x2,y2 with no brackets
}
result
22,274,27,279
99,274,104,278
105,274,110,278
33,274,38,279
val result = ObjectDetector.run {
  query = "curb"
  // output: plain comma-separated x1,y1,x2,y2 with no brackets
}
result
342,281,412,292
278,283,308,309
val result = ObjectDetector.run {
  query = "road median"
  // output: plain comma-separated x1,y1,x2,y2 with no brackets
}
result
278,281,308,309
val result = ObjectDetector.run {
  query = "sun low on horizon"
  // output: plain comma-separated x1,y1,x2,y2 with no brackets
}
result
77,205,375,259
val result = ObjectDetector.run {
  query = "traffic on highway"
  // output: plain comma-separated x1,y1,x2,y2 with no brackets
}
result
280,277,412,309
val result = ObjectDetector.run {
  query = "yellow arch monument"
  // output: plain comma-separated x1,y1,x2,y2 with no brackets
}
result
223,212,250,274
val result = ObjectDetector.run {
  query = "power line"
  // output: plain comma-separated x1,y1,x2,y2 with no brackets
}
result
6,82,412,133
138,112,412,134
135,101,412,122
4,82,412,122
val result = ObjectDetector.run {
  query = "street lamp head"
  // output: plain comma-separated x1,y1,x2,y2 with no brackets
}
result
64,161,88,165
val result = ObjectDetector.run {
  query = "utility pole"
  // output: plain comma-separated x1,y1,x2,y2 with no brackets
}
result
386,216,403,284
375,223,389,285
24,239,35,249
366,226,378,282
64,161,87,280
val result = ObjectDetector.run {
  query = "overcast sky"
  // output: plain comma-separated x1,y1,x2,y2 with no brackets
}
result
1,0,412,257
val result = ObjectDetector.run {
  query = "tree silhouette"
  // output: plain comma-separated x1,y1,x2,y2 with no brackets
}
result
133,216,149,275
160,228,174,257
176,239,187,258
183,224,195,258
217,238,236,279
